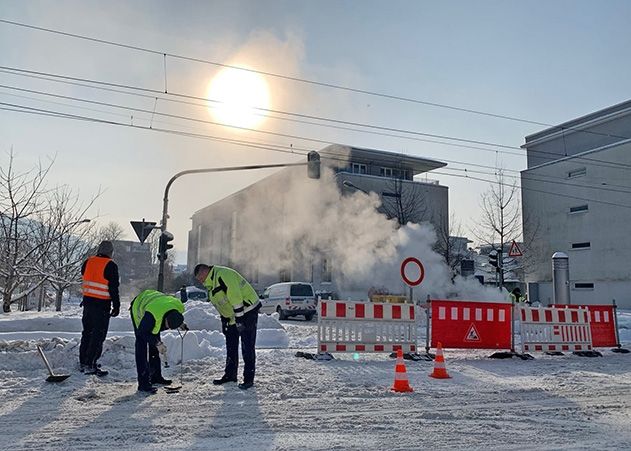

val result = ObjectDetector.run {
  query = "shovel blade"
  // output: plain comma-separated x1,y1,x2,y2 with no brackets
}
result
46,374,70,383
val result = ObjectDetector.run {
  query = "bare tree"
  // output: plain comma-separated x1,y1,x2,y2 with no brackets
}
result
435,212,470,280
0,152,54,312
39,186,100,311
97,221,126,242
471,169,521,288
379,177,428,226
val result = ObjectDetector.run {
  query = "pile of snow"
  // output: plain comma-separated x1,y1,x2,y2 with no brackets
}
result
0,301,290,377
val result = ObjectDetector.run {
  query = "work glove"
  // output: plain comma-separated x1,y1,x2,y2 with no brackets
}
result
235,322,245,334
110,306,119,318
156,342,168,356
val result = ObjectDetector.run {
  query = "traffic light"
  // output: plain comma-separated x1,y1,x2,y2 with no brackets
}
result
158,231,174,261
488,250,498,271
307,151,321,179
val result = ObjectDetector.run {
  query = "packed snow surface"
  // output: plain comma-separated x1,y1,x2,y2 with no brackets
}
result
0,306,629,450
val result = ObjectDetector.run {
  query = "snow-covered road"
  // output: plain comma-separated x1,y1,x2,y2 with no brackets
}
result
1,309,630,450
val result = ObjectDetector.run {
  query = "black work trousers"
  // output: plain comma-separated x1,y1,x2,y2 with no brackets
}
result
79,300,111,367
133,326,163,389
222,306,259,384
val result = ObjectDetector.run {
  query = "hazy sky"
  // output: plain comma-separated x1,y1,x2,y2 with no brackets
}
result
1,1,630,263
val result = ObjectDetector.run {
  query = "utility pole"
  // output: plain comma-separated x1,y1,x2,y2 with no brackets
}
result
156,152,321,291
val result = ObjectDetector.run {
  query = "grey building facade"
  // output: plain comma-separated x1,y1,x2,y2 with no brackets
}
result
187,144,449,297
521,100,631,308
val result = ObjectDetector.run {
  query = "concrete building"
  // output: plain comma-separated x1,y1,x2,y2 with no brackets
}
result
111,240,154,285
187,144,448,296
521,100,631,308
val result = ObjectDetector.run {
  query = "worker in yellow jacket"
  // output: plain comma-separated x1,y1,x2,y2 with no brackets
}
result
194,264,261,390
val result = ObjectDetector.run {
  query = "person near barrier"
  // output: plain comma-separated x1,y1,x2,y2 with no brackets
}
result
510,287,525,304
79,240,120,376
130,289,187,394
194,264,261,390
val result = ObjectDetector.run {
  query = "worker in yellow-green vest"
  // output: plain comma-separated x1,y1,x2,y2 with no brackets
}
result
131,290,186,394
194,264,261,390
510,287,523,304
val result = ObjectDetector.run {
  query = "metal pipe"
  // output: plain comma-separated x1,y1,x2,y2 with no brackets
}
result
552,252,571,305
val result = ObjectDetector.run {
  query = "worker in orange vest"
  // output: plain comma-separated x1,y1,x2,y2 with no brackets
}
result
79,240,120,376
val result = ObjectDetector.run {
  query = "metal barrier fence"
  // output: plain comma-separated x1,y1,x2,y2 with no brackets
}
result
317,300,418,354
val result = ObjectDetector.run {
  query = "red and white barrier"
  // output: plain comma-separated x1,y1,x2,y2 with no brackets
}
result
430,300,513,350
520,306,592,353
552,304,617,348
318,300,418,354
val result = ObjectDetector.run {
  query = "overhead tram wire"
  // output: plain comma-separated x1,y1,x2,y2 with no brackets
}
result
0,67,529,158
437,166,631,195
3,65,631,174
4,66,631,174
0,18,556,128
2,87,630,196
0,101,307,158
3,17,631,148
2,79,631,195
0,65,521,152
431,170,631,210
4,100,631,206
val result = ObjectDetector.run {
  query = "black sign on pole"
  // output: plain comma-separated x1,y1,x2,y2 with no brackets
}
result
130,219,157,244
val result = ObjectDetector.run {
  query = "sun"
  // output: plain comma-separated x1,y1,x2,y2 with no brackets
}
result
207,66,271,129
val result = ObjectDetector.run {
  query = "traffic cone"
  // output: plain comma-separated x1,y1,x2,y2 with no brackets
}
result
429,342,451,379
391,348,414,393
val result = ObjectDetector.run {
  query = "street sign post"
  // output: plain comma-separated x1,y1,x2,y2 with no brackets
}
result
401,257,425,304
508,240,523,257
130,219,157,245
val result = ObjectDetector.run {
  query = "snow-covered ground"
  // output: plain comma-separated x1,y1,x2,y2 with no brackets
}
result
0,305,630,450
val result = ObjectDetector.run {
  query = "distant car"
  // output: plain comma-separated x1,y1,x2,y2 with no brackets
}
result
174,286,208,302
260,282,317,321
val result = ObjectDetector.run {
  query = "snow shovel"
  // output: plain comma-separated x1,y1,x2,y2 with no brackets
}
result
165,328,187,393
36,345,70,383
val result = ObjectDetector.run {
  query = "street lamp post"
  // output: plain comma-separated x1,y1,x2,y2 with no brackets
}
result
157,152,320,291
342,180,370,195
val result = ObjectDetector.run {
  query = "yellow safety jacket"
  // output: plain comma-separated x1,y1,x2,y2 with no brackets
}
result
202,266,259,325
131,290,185,334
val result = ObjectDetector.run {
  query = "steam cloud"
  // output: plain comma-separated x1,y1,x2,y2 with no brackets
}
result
200,159,504,302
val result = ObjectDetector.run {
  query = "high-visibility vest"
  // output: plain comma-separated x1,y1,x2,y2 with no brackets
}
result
131,290,185,334
82,256,112,300
202,266,259,324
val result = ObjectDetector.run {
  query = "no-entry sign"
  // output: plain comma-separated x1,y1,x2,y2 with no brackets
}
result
401,257,425,287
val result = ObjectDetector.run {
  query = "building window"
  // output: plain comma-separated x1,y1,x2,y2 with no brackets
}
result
351,163,367,174
322,258,332,283
574,282,594,290
569,205,588,213
571,242,591,249
568,167,586,178
380,167,409,179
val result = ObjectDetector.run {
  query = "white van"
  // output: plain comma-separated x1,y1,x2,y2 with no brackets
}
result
260,282,317,321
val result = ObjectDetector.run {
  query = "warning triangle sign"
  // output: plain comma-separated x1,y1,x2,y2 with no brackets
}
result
508,240,523,257
464,323,481,342
130,220,157,245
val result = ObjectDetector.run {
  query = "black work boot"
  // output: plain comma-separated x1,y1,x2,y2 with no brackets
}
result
213,375,238,385
151,376,172,386
85,366,109,377
138,385,158,395
238,382,254,390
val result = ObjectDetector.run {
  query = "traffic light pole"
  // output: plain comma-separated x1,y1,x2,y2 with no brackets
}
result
157,156,319,291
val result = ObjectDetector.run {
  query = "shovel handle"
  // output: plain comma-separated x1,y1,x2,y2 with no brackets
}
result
36,345,55,377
